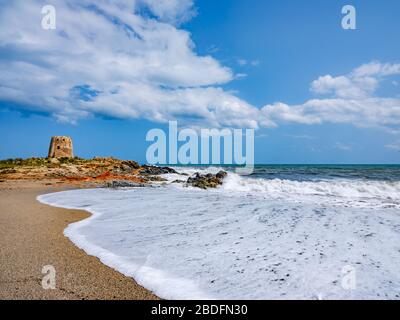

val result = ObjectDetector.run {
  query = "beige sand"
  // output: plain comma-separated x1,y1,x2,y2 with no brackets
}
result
0,180,158,300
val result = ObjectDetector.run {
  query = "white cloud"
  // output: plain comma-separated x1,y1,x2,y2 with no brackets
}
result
352,61,400,78
262,62,400,131
261,98,400,130
0,1,399,134
311,74,378,99
0,0,258,127
310,62,400,99
307,62,399,108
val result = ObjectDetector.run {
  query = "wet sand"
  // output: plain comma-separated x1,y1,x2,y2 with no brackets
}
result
0,180,159,300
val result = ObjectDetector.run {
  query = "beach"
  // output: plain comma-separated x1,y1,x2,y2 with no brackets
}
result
0,180,158,300
2,165,400,300
36,165,400,300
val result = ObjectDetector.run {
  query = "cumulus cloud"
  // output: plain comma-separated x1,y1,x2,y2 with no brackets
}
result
310,62,400,99
262,62,400,131
0,0,257,127
311,74,377,99
262,98,400,129
352,61,400,78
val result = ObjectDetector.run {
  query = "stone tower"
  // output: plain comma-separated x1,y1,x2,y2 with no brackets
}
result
48,136,74,158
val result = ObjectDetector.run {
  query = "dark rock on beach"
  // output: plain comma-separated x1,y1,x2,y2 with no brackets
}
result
104,180,147,188
139,165,178,175
186,170,228,189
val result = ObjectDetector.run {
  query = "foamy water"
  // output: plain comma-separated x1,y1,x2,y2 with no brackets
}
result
37,166,400,299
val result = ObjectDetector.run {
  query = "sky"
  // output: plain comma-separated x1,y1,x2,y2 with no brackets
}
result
0,0,399,164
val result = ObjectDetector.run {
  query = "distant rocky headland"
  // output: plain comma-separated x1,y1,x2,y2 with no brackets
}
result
0,136,227,189
0,157,170,185
0,157,227,189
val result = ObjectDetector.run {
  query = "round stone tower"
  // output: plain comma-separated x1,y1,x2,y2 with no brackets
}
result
48,136,74,158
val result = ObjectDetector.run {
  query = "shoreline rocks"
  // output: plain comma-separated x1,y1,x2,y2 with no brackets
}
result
0,157,229,190
186,170,227,189
139,165,178,175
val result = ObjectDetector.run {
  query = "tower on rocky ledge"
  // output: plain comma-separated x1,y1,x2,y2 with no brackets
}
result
48,136,74,158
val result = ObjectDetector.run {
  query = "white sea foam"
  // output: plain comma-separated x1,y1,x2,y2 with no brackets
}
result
38,171,400,300
221,173,400,202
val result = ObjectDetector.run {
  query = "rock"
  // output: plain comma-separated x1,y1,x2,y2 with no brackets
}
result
140,165,178,175
186,170,228,189
48,136,74,158
216,171,228,179
111,160,140,174
121,160,140,169
103,180,147,188
145,176,168,182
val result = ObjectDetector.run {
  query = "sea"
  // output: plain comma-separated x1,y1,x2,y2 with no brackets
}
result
37,165,400,300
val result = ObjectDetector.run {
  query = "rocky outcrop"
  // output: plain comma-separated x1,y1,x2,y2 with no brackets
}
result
0,157,177,187
186,171,227,189
140,165,178,175
110,160,140,175
48,136,74,158
0,153,229,190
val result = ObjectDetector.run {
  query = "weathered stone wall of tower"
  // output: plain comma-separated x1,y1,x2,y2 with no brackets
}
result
48,136,74,158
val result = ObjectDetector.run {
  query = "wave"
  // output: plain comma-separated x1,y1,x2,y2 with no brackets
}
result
221,173,400,201
37,192,212,300
168,167,400,202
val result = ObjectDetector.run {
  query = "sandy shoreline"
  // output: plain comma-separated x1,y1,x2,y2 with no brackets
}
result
0,180,158,300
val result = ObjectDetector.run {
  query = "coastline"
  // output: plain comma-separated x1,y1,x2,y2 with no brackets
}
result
0,179,159,300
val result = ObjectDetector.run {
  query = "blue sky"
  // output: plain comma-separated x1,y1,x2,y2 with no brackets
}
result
0,0,399,164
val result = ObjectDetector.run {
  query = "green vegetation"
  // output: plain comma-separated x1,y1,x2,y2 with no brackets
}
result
0,157,86,169
57,157,86,165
